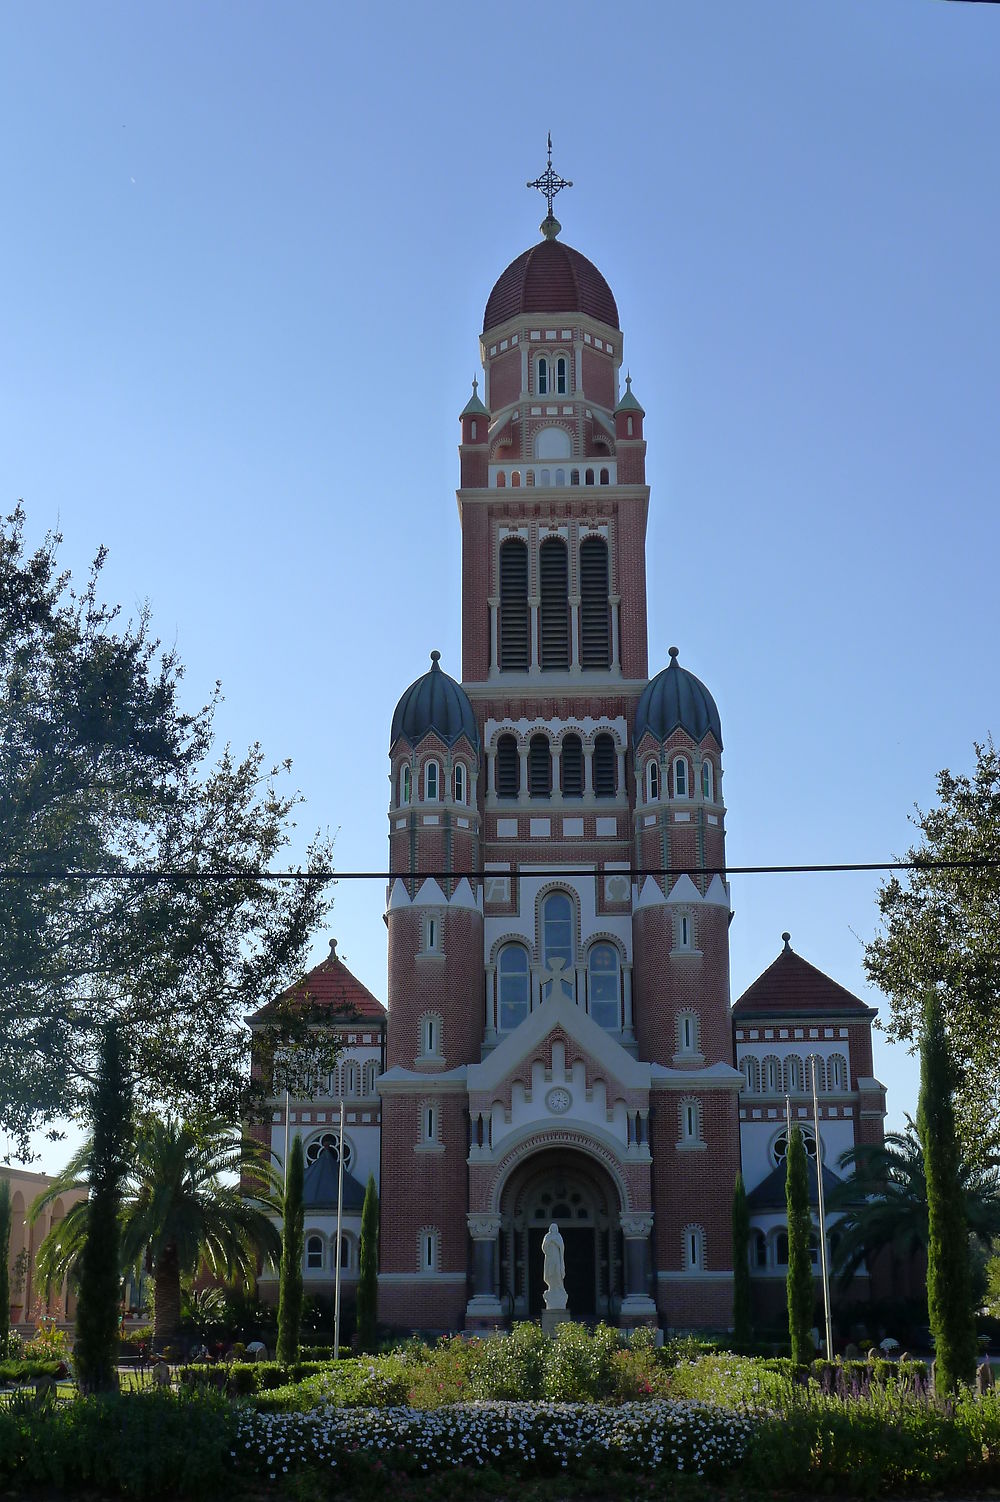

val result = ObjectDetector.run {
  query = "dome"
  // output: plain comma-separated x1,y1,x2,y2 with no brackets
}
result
483,238,619,333
390,651,479,751
634,648,723,749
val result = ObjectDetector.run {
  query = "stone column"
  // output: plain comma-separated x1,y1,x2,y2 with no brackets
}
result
488,598,499,671
465,1215,503,1325
619,1213,657,1322
569,593,581,673
610,594,621,669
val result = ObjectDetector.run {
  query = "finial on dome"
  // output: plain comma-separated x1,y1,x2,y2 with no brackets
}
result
430,650,441,667
527,133,572,239
782,932,792,950
328,937,339,960
625,372,632,391
668,646,680,661
472,376,479,396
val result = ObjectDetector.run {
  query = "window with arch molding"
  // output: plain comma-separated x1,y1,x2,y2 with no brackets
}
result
570,468,580,486
742,1056,760,1093
342,1059,358,1096
752,1230,767,1268
400,765,412,806
510,471,521,488
561,733,583,796
588,943,620,1030
424,760,439,801
555,467,565,485
806,1055,825,1093
306,1235,324,1271
541,891,574,987
537,356,549,395
470,419,477,441
701,759,714,800
528,733,552,797
683,1225,705,1271
497,944,529,1031
419,1013,442,1058
599,467,610,484
674,912,694,952
626,415,634,436
673,757,689,798
593,733,616,796
419,1227,439,1272
499,539,529,670
423,913,441,953
579,536,610,668
680,1098,702,1144
496,470,506,487
363,1060,378,1095
677,1011,699,1055
585,467,595,486
828,1054,848,1091
556,355,568,394
421,1101,438,1145
453,762,466,804
646,759,660,802
339,1235,353,1271
495,733,520,797
786,1056,804,1094
763,1057,780,1094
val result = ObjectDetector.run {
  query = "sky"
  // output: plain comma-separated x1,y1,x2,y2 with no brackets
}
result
2,1,998,1171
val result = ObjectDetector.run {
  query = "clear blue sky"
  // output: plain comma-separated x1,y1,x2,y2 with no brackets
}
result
3,1,997,1170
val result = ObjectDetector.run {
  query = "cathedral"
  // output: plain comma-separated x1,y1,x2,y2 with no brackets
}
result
251,152,887,1334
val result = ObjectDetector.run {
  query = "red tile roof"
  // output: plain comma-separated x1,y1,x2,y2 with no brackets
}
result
483,239,619,333
248,939,386,1023
732,941,874,1019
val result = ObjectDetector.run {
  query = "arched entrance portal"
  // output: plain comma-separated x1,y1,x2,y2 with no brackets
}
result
499,1150,624,1321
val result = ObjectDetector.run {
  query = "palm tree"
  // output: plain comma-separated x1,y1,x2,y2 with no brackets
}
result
32,1116,282,1345
826,1118,1000,1287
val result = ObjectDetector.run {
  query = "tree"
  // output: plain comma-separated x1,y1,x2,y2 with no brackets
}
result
34,1115,280,1346
276,1134,304,1365
356,1173,379,1353
0,506,335,1158
826,1119,1000,1287
865,740,1000,1157
0,1177,10,1352
73,1021,131,1392
731,1171,751,1348
785,1124,814,1364
919,990,978,1394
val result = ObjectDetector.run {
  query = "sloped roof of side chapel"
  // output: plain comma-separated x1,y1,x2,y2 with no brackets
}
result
732,937,874,1020
247,938,386,1023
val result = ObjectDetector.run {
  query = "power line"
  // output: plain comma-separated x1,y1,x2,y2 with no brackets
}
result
0,856,997,883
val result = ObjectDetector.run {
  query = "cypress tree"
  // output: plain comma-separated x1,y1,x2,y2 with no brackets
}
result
732,1171,752,1349
918,989,978,1393
75,1021,132,1393
276,1134,304,1365
356,1174,379,1354
785,1124,814,1365
0,1178,11,1352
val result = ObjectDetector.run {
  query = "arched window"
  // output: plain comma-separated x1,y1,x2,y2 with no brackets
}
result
701,759,714,800
579,536,610,668
453,762,466,804
499,539,529,671
556,355,568,394
496,733,520,797
681,1098,701,1143
683,1226,705,1270
528,733,552,797
626,415,634,436
786,1056,804,1094
306,1235,324,1271
763,1057,780,1094
554,467,565,485
424,1103,437,1142
306,1132,354,1172
470,419,477,441
423,914,440,952
343,1060,358,1095
419,1227,439,1272
537,357,549,395
593,733,616,796
645,759,659,802
497,945,530,1030
540,468,550,486
585,467,595,486
496,470,506,487
677,1011,699,1055
771,1125,818,1167
674,912,694,951
510,470,521,488
424,760,439,801
570,468,580,486
599,467,610,484
400,765,411,806
742,1056,760,1093
363,1061,378,1095
420,1013,442,1057
775,1231,789,1266
673,758,688,798
526,469,535,487
561,733,583,796
588,943,620,1029
539,537,569,668
535,426,572,460
828,1054,847,1091
339,1235,352,1270
752,1230,767,1268
542,891,574,974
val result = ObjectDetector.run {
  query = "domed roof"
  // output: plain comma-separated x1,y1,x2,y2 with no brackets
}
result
483,238,619,333
390,652,479,751
634,648,723,749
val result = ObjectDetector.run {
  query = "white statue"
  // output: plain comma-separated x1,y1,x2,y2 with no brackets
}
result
541,1221,568,1311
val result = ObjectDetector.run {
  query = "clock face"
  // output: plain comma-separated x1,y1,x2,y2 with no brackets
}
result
546,1086,572,1115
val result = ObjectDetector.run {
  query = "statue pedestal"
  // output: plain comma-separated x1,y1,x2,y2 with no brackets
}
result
542,1308,571,1336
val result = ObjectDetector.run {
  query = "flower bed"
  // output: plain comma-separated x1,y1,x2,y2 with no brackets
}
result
234,1398,753,1484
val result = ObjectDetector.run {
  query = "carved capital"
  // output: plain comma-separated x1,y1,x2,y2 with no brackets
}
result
467,1215,502,1240
619,1213,654,1239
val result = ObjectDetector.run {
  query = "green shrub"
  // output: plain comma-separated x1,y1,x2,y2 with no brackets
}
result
0,1359,64,1383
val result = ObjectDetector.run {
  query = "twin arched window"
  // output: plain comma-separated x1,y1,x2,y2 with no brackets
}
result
536,355,568,396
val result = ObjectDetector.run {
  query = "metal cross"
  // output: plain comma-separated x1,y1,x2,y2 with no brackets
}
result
527,133,572,221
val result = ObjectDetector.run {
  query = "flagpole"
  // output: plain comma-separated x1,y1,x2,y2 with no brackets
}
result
810,1056,835,1359
333,1099,345,1360
283,1088,290,1193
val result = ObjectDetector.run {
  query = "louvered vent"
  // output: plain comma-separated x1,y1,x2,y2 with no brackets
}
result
528,734,552,797
561,734,583,797
580,536,610,668
499,541,529,670
496,734,520,798
539,538,569,669
594,733,616,796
